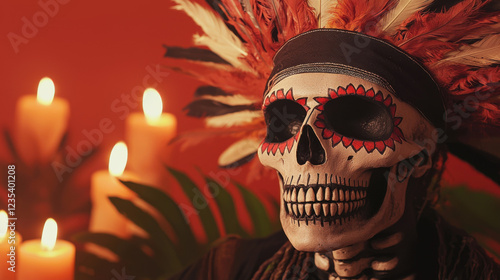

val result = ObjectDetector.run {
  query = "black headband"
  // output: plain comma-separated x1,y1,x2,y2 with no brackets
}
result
266,29,445,129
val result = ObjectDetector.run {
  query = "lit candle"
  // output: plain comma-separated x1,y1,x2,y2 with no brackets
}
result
89,142,136,238
18,218,75,280
0,210,21,280
14,77,70,165
126,88,177,186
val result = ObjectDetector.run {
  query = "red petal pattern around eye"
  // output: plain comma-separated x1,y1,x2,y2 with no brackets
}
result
315,97,330,104
384,139,395,150
322,129,333,138
286,138,294,152
342,137,353,147
389,104,396,116
264,97,270,107
332,133,342,145
356,85,365,95
262,137,297,156
337,86,346,96
394,127,404,141
264,88,310,112
329,88,338,99
365,89,375,97
351,139,363,151
375,141,386,153
296,98,307,106
278,142,286,154
270,94,277,103
277,89,285,99
314,120,325,128
383,95,392,107
346,84,355,94
261,142,269,153
365,141,375,152
312,86,406,154
271,143,279,154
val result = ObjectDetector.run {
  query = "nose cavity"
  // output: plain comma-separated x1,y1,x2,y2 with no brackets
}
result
297,125,326,165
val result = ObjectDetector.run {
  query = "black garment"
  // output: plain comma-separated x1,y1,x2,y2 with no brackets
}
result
170,209,500,280
169,231,289,280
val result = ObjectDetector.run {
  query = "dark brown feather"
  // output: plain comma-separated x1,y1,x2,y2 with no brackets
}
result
194,86,231,97
183,99,258,117
163,45,231,65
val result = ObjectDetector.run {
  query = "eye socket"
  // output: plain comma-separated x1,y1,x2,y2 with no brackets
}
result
323,96,393,141
264,100,307,143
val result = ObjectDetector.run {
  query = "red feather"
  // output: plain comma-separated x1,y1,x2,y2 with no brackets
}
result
393,0,488,50
449,67,500,96
326,0,397,35
165,61,266,96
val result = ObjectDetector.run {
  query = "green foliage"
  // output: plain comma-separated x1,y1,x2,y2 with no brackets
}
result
74,167,280,280
437,185,500,260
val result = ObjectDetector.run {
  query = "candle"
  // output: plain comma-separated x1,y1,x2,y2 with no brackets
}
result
18,218,75,280
89,142,136,238
126,88,177,187
0,210,21,280
14,77,70,165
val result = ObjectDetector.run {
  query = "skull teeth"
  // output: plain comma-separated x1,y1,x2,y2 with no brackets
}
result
305,188,314,202
284,200,366,219
284,186,366,203
283,185,367,220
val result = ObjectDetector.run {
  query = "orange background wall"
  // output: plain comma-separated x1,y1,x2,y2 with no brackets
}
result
1,0,279,240
1,0,498,241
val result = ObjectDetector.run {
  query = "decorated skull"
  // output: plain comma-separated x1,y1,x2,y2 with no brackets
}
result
257,30,443,253
258,72,435,252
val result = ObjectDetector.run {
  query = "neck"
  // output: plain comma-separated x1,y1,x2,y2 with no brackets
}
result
314,211,419,279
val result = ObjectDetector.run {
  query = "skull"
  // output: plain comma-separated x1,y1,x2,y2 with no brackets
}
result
258,72,435,252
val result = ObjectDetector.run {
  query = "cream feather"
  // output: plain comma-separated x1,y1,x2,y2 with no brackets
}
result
205,110,262,127
312,0,338,28
218,138,260,167
200,94,258,105
379,0,433,35
440,34,500,66
172,0,252,72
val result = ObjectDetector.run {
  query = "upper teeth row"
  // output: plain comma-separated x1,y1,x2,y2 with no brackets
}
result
284,174,369,188
284,187,366,203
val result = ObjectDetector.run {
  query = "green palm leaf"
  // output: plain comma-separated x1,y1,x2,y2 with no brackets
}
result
203,176,247,237
120,180,198,263
234,181,274,237
76,169,280,279
109,196,182,271
166,167,220,242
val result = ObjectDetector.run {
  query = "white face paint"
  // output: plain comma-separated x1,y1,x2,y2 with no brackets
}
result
258,73,435,251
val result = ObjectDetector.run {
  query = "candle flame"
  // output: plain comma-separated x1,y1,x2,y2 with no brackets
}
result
0,210,7,237
143,88,163,125
41,218,57,251
37,77,55,106
108,141,128,177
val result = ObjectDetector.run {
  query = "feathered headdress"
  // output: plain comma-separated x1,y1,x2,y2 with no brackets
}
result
164,0,500,184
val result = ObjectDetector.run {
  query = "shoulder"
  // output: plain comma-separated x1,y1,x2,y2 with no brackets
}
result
169,231,288,280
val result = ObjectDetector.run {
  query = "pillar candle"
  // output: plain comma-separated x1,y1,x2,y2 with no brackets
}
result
126,88,177,187
0,210,21,280
14,77,69,165
89,142,137,238
18,218,75,280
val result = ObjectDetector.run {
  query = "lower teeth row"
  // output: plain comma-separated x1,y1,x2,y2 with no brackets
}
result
285,200,365,218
